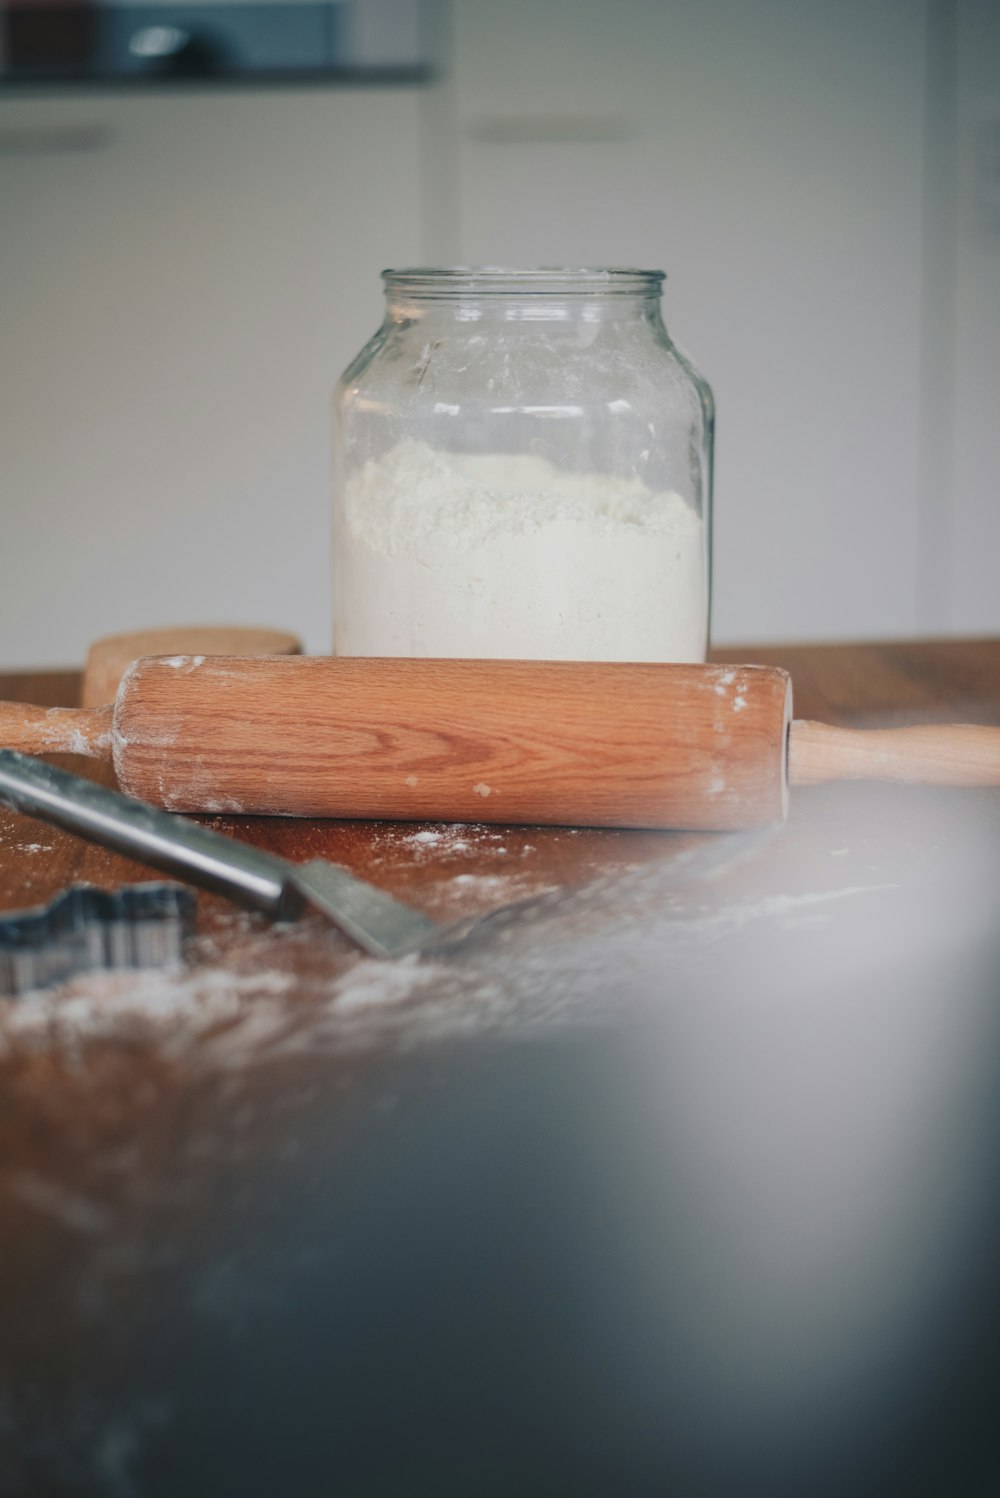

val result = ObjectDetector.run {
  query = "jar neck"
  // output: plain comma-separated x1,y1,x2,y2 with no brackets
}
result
382,267,666,326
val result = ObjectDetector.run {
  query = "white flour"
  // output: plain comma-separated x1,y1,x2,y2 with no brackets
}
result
336,440,706,661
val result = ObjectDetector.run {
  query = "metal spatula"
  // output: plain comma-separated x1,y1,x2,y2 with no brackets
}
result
0,750,439,959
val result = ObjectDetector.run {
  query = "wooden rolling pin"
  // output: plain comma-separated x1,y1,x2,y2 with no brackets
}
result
2,655,999,830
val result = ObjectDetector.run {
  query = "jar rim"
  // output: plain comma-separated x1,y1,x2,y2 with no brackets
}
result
382,266,665,297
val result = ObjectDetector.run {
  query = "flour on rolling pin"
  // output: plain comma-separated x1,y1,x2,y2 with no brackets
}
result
336,440,706,662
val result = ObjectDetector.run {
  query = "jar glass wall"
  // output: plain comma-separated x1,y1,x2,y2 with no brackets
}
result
333,268,713,662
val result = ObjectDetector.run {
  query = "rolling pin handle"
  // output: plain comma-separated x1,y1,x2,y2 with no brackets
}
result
788,720,1000,787
0,701,113,760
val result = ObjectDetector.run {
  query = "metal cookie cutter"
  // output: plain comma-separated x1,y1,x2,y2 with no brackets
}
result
0,881,196,998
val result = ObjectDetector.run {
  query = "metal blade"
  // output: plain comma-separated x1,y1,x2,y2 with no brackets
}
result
288,860,441,959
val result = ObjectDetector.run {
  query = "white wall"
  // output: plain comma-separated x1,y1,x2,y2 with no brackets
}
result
0,88,425,667
950,0,1000,633
0,0,997,667
446,0,930,645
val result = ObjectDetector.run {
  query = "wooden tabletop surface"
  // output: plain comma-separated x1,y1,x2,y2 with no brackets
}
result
1,639,999,1497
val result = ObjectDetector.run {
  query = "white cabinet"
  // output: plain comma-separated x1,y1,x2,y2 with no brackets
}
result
448,0,930,643
0,88,424,665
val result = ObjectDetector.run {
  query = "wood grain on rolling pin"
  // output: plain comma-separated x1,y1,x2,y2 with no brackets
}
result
113,656,793,830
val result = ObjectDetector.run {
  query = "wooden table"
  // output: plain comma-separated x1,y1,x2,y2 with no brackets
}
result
1,641,998,1498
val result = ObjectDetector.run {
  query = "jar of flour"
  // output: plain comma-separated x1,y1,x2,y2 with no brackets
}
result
333,268,712,662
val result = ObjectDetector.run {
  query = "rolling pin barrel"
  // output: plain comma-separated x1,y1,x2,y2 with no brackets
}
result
112,656,793,830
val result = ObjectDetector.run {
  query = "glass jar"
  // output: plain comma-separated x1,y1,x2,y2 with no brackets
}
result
333,267,713,662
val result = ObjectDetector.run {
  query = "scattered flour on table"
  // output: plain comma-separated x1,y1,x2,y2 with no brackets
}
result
337,440,706,661
360,824,549,914
367,823,513,866
0,856,917,1068
330,954,437,1016
0,963,297,1055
